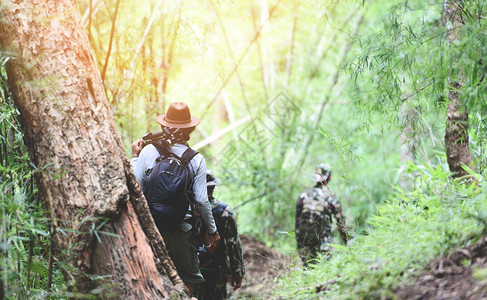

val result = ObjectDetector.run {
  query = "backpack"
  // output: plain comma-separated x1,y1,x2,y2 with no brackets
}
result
144,144,199,231
296,188,332,245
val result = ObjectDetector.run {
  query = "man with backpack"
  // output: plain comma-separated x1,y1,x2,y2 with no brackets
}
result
193,170,245,300
131,101,220,297
295,164,348,265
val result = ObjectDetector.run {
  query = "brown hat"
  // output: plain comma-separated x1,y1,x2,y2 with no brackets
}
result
156,102,200,128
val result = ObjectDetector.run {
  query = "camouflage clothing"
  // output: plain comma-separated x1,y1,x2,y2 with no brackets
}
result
194,198,245,300
295,184,347,264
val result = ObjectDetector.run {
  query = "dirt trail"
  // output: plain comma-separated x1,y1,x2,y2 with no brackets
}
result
228,235,289,299
226,234,487,299
394,235,487,299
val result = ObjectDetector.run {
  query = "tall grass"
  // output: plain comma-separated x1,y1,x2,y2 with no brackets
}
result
1,60,66,299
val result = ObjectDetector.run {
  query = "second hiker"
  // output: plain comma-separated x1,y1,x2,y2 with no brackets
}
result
295,164,348,265
193,170,245,300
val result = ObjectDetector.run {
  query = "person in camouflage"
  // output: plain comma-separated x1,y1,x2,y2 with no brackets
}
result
295,164,348,265
193,170,245,300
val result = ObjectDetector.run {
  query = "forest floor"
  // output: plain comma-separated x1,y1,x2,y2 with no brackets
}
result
228,235,290,299
394,235,487,299
226,234,487,299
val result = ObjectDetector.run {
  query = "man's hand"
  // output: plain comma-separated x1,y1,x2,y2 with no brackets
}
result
230,276,242,290
205,231,220,252
132,139,144,157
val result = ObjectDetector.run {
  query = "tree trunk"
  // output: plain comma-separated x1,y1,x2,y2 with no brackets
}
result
444,0,476,182
0,1,186,298
445,83,474,179
399,102,418,190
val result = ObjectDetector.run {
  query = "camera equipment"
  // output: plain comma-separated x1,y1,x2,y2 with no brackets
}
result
142,131,164,144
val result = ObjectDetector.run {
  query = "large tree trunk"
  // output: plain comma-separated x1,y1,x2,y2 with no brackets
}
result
0,0,186,298
444,0,476,182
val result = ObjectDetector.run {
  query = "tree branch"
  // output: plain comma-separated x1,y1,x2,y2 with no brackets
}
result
401,80,436,102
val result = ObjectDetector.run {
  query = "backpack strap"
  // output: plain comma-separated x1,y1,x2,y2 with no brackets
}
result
153,142,198,163
180,147,199,165
181,147,199,212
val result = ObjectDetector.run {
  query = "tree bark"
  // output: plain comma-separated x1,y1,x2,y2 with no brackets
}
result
0,0,186,298
445,82,474,179
444,0,476,182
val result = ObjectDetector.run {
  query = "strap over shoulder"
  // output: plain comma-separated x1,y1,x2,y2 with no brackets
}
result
180,147,199,165
152,142,198,164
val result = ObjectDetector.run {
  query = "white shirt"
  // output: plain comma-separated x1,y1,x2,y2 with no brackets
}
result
130,143,217,234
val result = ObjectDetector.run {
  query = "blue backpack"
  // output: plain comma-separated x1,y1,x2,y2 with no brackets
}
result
144,144,199,231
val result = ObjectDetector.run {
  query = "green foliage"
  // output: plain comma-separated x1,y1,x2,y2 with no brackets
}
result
210,93,304,251
344,0,487,119
1,60,66,299
275,162,487,299
78,0,394,253
3,0,486,297
270,1,487,297
470,112,487,176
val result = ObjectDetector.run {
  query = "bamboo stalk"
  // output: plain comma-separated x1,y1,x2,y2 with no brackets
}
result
101,0,121,82
222,90,241,143
252,4,269,101
15,219,20,300
46,227,54,296
81,0,101,26
298,13,365,168
210,0,251,114
286,4,299,87
24,232,33,300
87,0,93,43
259,0,275,90
160,5,182,112
200,0,283,120
1,203,6,298
113,0,164,112
193,115,252,150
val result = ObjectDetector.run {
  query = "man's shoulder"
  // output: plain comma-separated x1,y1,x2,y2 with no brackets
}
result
302,186,333,201
318,187,341,208
140,144,160,162
141,143,157,153
212,199,230,210
299,187,313,197
171,144,204,162
316,185,331,194
193,151,204,162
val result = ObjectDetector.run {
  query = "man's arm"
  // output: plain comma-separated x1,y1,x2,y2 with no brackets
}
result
131,139,147,190
191,155,220,250
192,156,216,232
